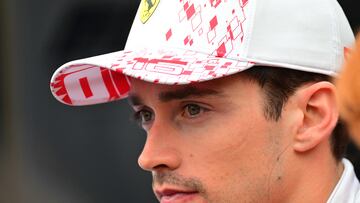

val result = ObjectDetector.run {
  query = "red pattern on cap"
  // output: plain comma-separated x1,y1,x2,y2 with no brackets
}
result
51,1,253,105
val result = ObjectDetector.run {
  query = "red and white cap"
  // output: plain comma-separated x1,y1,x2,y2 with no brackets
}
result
50,0,354,106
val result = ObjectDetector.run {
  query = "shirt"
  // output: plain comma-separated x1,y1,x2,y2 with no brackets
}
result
327,158,360,203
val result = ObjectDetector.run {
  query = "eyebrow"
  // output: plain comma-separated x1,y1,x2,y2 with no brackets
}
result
128,94,144,106
128,86,222,105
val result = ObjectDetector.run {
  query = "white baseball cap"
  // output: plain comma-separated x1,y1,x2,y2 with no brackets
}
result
50,0,354,106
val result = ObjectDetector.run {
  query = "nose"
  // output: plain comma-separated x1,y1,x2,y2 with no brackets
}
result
138,122,181,172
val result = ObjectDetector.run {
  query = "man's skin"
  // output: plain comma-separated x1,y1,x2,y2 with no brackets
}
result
128,72,343,203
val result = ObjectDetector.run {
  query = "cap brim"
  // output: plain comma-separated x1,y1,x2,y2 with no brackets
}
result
50,48,255,106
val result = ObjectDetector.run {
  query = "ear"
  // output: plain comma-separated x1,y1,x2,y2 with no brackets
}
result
293,82,339,153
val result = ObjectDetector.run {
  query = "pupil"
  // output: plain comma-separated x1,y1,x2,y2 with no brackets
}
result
188,105,200,115
142,111,152,122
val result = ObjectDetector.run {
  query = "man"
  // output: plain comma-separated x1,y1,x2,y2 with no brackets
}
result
50,0,359,202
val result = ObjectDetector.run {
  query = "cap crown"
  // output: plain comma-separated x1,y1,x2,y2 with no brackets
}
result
50,0,354,106
125,0,354,75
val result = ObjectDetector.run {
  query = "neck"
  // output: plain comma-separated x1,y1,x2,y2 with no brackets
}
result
276,142,344,203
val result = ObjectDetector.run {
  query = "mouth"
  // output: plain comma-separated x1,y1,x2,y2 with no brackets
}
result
155,188,199,203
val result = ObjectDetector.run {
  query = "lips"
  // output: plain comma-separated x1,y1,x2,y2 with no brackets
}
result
155,188,199,203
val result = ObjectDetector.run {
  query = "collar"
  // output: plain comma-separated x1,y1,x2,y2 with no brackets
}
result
327,158,360,203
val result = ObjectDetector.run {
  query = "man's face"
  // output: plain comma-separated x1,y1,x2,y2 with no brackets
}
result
128,74,293,203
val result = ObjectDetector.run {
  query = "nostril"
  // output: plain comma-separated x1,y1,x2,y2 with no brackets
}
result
138,148,182,172
138,155,171,171
153,164,169,170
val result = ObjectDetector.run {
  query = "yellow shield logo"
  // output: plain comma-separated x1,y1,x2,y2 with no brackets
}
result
139,0,160,24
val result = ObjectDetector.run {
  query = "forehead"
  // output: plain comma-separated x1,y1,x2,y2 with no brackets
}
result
129,73,242,92
127,73,258,104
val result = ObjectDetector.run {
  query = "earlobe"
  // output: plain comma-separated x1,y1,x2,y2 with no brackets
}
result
293,82,339,153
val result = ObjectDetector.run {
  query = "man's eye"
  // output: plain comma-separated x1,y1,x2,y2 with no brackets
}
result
133,109,154,124
183,104,204,118
139,110,153,122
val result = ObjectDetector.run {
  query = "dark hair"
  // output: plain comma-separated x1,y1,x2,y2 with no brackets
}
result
241,66,349,161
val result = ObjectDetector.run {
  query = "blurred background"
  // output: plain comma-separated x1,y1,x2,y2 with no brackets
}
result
0,0,359,202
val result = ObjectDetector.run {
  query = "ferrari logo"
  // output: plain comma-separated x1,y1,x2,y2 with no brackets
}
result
139,0,160,24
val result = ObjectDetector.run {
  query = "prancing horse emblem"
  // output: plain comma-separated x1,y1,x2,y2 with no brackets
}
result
140,0,160,24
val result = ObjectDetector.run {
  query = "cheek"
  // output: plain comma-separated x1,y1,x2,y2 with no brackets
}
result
180,117,280,201
183,107,274,170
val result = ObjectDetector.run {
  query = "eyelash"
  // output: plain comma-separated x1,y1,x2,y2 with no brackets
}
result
181,103,208,118
132,103,211,128
132,107,153,125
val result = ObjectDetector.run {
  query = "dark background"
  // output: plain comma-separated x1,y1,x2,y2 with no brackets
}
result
0,0,359,202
